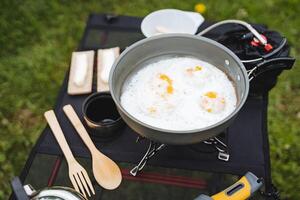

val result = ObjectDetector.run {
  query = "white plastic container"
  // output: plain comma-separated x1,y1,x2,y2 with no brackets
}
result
141,9,204,38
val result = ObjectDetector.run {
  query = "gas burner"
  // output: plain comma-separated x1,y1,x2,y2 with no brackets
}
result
130,133,229,176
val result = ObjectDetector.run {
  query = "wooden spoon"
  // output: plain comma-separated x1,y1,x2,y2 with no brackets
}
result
63,104,122,190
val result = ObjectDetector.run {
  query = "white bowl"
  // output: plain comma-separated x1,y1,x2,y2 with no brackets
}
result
141,9,204,38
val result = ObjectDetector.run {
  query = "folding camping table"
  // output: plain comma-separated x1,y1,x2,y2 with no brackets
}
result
10,14,282,200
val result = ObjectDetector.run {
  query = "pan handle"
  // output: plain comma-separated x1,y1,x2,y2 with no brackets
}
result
247,57,295,81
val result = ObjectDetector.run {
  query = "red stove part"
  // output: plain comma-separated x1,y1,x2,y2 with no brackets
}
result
264,43,273,51
250,34,273,52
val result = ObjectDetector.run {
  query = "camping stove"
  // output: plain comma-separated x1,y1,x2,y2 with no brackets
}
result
130,133,229,176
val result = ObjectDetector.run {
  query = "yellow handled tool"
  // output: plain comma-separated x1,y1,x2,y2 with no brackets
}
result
195,172,263,200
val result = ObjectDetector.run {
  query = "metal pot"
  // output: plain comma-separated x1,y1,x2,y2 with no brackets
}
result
11,177,86,200
109,33,290,145
26,186,86,200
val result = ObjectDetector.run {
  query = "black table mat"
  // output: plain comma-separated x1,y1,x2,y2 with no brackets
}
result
32,14,270,180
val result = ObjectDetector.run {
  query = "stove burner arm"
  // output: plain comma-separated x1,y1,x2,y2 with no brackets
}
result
130,136,231,176
130,141,166,176
204,137,230,161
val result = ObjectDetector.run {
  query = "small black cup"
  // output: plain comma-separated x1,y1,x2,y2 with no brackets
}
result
82,92,124,141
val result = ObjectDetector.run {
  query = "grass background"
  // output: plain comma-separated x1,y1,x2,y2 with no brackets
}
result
0,0,299,199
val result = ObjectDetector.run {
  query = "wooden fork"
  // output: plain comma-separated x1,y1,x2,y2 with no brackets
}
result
44,110,95,198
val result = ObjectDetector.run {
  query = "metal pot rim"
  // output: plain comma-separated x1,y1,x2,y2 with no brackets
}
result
109,33,249,135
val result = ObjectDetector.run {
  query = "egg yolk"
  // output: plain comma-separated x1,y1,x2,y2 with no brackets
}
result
200,91,226,113
205,91,217,98
195,66,202,71
186,66,203,73
159,74,174,94
148,107,157,113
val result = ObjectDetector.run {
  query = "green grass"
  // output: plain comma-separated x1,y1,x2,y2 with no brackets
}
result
0,0,299,199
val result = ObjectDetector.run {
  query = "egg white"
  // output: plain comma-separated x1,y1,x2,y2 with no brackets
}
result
120,56,237,131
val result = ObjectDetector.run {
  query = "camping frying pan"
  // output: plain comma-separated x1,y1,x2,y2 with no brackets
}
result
109,34,294,145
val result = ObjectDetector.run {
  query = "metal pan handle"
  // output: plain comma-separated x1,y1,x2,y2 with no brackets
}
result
247,57,295,81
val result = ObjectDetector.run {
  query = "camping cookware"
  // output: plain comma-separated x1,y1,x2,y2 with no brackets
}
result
109,33,294,145
11,177,86,200
63,104,122,190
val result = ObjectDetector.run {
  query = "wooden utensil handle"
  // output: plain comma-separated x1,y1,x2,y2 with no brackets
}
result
63,104,97,152
44,110,75,162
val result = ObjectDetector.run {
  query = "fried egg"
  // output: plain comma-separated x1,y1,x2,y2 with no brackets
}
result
120,56,237,131
137,72,180,117
200,91,226,113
